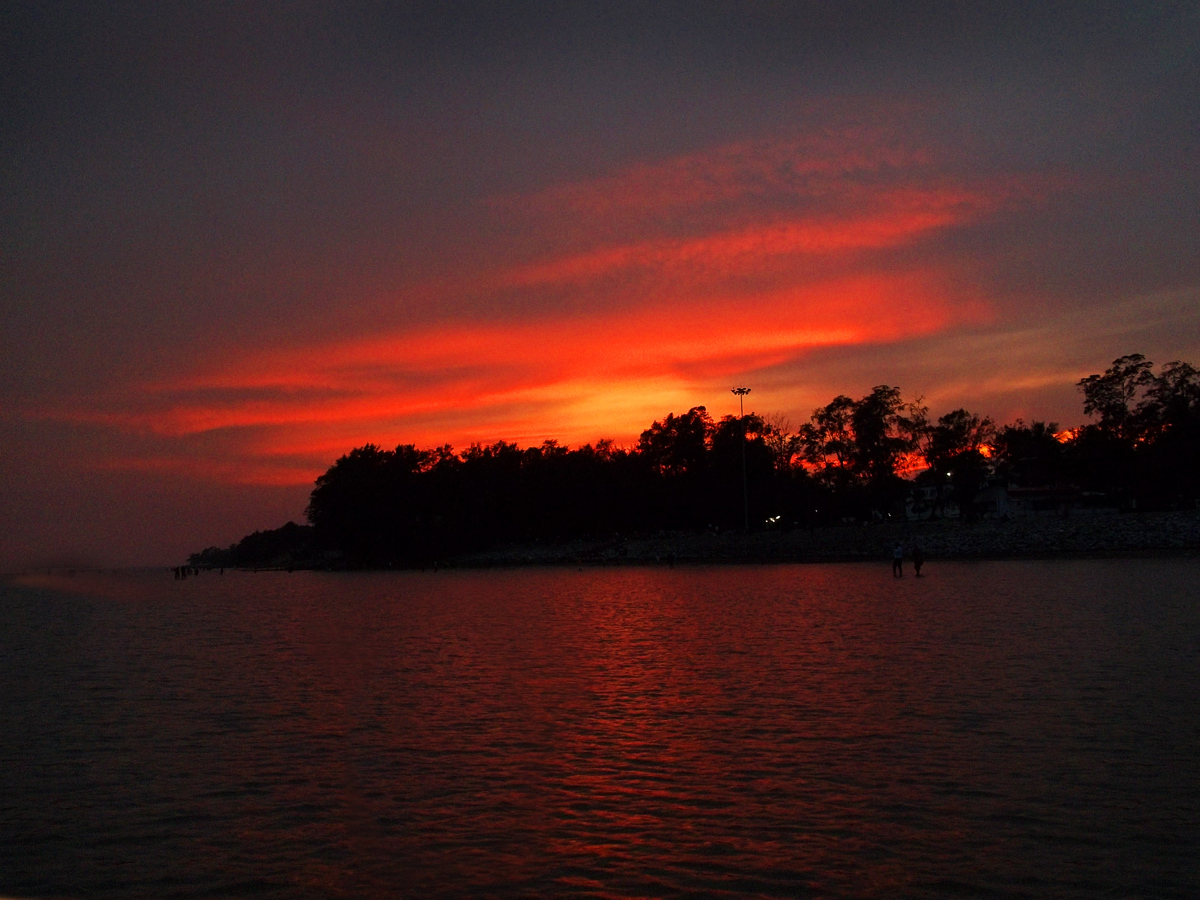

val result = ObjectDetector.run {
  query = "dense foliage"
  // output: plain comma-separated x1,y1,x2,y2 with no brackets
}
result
189,521,314,569
191,354,1200,568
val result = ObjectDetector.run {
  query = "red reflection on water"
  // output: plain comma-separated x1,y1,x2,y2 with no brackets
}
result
14,563,1197,897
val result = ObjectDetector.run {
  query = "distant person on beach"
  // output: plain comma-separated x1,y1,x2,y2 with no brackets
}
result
892,543,904,577
912,544,924,577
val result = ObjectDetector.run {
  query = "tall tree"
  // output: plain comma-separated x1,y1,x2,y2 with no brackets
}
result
799,395,857,484
1077,353,1155,441
992,420,1065,487
637,407,713,476
1135,360,1200,507
851,385,921,484
1140,360,1200,437
799,387,922,518
711,413,776,529
760,414,802,474
920,409,995,521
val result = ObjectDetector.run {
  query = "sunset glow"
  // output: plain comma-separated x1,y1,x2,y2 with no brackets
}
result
3,4,1198,565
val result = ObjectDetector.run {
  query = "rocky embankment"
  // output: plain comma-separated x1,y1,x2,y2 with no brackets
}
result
457,510,1200,567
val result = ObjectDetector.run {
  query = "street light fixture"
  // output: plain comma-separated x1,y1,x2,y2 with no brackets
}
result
731,387,751,533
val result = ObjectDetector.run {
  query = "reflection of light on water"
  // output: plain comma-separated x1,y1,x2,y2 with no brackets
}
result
2,562,1198,897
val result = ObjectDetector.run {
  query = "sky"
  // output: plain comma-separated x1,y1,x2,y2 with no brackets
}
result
3,1,1199,568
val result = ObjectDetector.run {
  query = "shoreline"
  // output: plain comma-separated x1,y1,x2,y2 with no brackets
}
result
450,546,1200,569
12,514,1199,579
451,510,1200,568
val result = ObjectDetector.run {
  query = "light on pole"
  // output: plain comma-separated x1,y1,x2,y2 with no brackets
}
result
731,387,751,533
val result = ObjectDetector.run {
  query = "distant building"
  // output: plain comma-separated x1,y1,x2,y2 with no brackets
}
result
905,484,960,521
907,481,1119,521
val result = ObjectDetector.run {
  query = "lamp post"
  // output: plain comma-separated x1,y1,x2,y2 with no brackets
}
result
731,387,751,533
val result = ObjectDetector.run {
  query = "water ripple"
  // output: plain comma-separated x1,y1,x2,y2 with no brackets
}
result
2,561,1199,898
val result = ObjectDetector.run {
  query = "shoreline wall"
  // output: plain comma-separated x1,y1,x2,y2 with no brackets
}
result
457,510,1200,566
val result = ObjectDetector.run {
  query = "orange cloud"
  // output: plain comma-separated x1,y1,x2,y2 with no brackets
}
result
499,193,986,291
32,128,1051,486
44,269,983,475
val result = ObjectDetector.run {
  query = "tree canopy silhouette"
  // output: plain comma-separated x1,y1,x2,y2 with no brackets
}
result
191,353,1200,568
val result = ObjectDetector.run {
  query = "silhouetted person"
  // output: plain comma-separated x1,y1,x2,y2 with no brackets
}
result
892,542,904,577
912,544,924,577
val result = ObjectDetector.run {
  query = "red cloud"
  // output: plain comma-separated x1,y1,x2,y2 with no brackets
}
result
32,129,1052,485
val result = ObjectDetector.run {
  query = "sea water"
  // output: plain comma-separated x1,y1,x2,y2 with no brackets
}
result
2,561,1198,898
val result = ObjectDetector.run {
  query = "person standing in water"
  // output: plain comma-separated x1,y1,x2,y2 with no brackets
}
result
892,542,904,577
912,543,925,577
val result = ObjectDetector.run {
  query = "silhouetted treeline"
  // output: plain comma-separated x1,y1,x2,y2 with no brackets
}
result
1067,354,1200,507
190,521,314,569
301,412,805,566
190,354,1200,568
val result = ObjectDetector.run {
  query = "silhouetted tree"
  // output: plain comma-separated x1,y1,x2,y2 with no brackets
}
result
637,407,712,476
761,414,802,474
195,353,1199,568
1077,353,1154,442
851,385,924,515
189,521,314,569
1141,365,1200,507
799,395,857,485
992,420,1066,487
1069,354,1200,508
1143,360,1200,433
799,387,921,518
919,408,995,521
711,413,776,529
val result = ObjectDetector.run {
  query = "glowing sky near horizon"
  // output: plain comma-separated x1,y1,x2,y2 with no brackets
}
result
3,2,1199,566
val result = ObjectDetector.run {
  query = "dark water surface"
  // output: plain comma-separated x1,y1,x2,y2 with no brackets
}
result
2,561,1198,898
